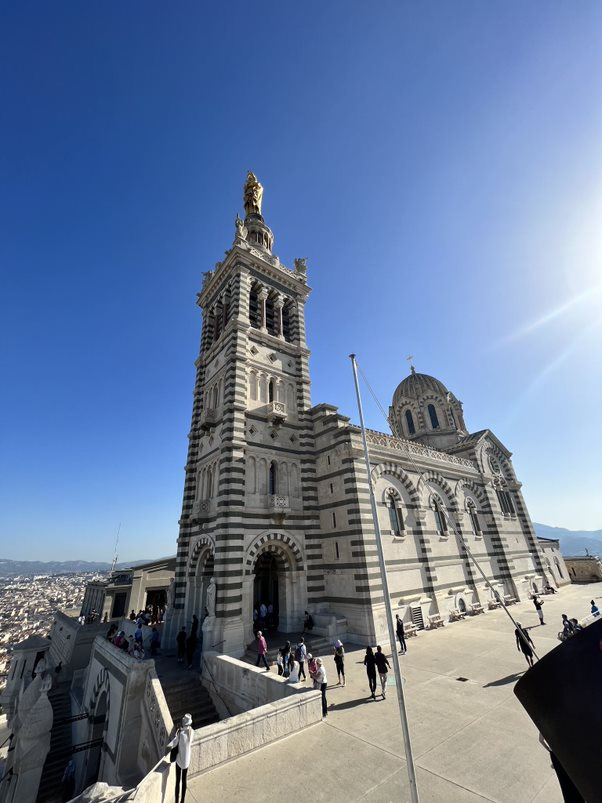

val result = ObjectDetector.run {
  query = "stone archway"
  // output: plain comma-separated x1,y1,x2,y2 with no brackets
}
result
243,533,305,645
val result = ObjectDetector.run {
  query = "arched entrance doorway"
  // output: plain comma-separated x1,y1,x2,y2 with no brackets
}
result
254,552,280,631
243,534,305,646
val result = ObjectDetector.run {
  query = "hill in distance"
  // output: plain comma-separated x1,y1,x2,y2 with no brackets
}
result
0,558,154,577
533,523,602,557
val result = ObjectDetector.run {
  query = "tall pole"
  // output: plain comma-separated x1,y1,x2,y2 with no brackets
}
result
349,354,420,803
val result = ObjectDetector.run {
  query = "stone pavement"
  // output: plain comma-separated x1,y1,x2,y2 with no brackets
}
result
185,583,600,803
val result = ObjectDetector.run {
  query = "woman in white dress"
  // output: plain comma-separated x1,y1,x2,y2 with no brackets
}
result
167,713,193,803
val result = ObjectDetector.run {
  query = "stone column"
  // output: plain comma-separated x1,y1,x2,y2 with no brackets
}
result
274,293,284,340
258,288,268,333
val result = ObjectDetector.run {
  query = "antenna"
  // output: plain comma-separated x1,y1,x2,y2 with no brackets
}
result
110,522,121,573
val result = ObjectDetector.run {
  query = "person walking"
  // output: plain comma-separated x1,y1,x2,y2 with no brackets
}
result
591,600,600,617
515,622,535,668
176,627,187,664
374,646,391,698
287,653,299,683
364,646,377,699
279,641,292,677
255,630,269,670
533,596,545,625
333,639,345,686
166,713,194,803
313,657,328,717
395,614,407,655
295,637,307,681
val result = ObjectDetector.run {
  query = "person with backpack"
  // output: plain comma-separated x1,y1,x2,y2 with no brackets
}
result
295,638,307,681
333,639,345,686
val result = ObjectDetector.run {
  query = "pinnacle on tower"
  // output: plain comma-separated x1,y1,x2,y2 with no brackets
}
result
240,171,274,253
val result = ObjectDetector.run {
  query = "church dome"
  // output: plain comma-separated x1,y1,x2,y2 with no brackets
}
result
389,367,467,449
392,369,450,409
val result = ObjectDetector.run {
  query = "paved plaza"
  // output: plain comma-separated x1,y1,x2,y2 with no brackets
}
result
184,583,599,803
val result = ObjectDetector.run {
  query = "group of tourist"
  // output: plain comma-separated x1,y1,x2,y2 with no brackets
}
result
252,600,278,632
129,604,165,625
105,621,161,660
255,629,399,716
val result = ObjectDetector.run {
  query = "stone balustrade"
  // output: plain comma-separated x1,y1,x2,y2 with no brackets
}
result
352,426,478,471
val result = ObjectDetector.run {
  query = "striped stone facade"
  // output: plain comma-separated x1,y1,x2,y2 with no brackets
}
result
167,180,554,654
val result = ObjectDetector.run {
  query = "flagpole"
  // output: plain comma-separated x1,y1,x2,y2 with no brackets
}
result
349,354,420,803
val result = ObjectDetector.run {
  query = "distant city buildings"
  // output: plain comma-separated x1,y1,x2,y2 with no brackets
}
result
0,573,104,683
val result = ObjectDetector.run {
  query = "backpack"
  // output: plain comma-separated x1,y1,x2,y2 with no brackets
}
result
295,644,303,661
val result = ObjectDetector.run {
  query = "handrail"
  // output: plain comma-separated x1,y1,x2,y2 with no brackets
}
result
0,733,12,749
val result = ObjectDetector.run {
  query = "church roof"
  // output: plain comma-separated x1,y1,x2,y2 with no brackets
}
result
392,370,449,408
12,635,51,651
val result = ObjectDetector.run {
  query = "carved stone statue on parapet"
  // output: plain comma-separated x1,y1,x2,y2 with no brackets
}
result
234,213,248,241
206,576,217,617
243,171,263,217
294,257,307,278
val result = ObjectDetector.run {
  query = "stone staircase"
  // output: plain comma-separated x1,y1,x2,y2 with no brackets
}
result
37,680,73,802
154,655,220,731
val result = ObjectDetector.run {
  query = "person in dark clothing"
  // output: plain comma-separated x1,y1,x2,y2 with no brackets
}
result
302,611,314,634
374,646,391,698
150,627,160,656
186,631,197,670
395,614,407,655
176,627,187,664
515,622,534,667
364,646,377,699
279,641,291,676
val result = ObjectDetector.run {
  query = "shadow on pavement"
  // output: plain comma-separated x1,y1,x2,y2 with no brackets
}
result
483,672,525,688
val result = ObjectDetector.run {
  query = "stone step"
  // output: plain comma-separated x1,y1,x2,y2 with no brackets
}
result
37,683,73,802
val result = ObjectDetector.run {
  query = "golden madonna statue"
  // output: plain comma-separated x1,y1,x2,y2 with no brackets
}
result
244,171,263,216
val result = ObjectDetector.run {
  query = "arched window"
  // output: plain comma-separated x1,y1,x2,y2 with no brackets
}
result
268,379,275,403
282,301,291,342
269,461,277,495
432,495,447,535
386,492,404,536
249,286,260,328
205,467,213,498
428,404,440,429
405,409,416,436
467,500,481,536
554,557,564,579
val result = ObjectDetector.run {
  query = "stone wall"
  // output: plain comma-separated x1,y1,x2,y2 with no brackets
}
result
121,677,322,803
202,652,314,714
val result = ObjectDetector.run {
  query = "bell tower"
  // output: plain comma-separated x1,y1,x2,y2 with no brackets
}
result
167,173,317,657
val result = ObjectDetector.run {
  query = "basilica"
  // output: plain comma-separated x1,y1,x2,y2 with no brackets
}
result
166,173,562,657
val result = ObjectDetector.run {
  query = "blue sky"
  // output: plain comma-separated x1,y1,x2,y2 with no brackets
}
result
1,2,601,562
